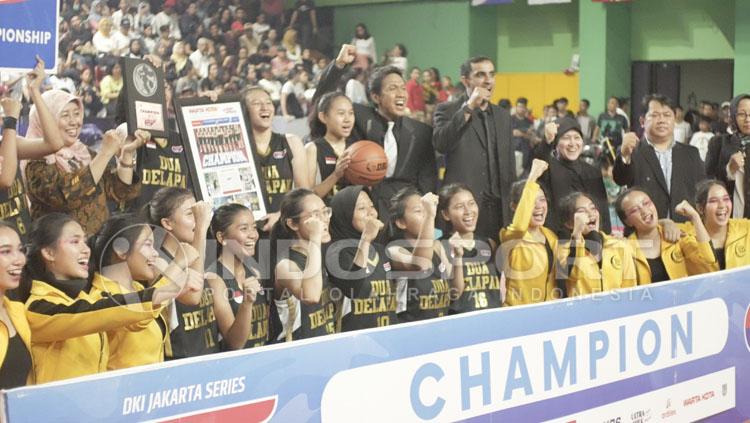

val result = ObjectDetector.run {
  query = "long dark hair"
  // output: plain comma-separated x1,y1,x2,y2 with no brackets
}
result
145,186,194,227
210,203,252,255
354,23,370,39
437,183,475,236
309,92,352,139
559,191,596,229
387,186,421,241
19,213,78,301
695,179,727,215
92,213,148,273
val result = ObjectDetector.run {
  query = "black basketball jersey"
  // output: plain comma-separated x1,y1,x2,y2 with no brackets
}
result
258,133,294,213
329,242,397,331
448,238,501,314
398,248,452,323
207,260,270,349
0,173,32,242
271,248,336,341
312,137,346,202
121,130,192,212
165,253,220,359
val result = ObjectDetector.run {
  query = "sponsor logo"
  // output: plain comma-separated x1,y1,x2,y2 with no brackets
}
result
159,396,277,423
383,262,391,272
145,118,156,127
661,399,676,419
480,249,491,257
172,145,184,153
273,149,287,159
683,390,715,407
629,408,652,423
602,417,621,423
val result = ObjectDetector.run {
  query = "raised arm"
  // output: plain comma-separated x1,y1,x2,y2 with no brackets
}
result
311,44,355,107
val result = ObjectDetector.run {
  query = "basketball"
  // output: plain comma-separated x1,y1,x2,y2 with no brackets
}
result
344,140,388,186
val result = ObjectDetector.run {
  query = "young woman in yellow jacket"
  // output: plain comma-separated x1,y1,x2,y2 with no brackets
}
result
0,222,33,388
558,192,637,296
21,213,190,383
615,188,715,283
91,213,201,370
500,159,560,305
694,180,750,270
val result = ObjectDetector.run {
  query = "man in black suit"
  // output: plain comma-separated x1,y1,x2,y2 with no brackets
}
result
312,44,437,222
433,56,515,242
614,94,706,223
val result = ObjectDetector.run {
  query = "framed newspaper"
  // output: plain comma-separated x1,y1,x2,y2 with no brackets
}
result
174,95,268,220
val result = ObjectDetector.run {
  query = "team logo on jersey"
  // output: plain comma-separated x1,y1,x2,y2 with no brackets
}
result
744,303,750,352
479,249,491,257
670,249,684,263
233,289,244,304
610,255,622,270
383,262,391,272
273,149,287,159
132,63,158,97
172,145,184,153
325,156,337,165
736,244,746,257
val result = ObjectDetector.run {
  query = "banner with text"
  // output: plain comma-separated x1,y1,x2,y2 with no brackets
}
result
2,268,750,422
0,0,59,73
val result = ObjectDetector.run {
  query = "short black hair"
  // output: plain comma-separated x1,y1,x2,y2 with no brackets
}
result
516,97,528,106
581,99,590,107
460,56,493,78
641,93,675,115
608,96,620,106
368,65,403,97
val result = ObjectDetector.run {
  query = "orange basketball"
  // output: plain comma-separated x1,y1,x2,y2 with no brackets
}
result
345,140,388,186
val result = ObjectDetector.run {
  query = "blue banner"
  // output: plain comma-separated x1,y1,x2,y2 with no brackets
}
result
3,268,750,422
0,0,59,73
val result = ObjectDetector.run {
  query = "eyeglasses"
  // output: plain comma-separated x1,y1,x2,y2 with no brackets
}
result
295,207,332,220
737,112,750,121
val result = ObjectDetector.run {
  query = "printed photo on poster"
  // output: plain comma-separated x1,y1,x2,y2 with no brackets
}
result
174,96,268,220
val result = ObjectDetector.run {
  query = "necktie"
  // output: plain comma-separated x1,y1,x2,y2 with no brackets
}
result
384,121,397,178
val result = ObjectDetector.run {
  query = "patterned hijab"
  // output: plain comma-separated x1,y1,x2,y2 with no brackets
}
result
27,90,91,173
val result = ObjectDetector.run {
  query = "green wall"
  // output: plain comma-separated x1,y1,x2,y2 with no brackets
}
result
495,1,578,72
630,0,735,61
333,1,470,79
735,0,750,94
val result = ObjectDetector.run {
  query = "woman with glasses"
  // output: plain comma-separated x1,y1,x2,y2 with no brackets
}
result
615,188,714,283
704,94,750,218
270,189,337,341
328,186,397,331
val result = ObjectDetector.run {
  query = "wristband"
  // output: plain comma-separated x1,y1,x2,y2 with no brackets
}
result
2,117,18,131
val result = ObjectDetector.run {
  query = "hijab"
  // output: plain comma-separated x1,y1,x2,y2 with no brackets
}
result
330,185,366,241
26,90,91,173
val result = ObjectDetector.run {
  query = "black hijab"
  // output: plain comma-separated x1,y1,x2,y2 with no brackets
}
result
330,185,367,241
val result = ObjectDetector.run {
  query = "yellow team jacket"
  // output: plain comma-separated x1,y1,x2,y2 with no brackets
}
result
26,278,160,384
93,274,167,370
500,181,560,306
0,297,34,385
628,227,715,284
680,219,750,271
561,232,637,296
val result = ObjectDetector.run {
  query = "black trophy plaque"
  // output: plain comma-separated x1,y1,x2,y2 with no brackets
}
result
121,57,168,139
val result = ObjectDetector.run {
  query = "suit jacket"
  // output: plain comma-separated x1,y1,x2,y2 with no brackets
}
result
313,63,437,220
613,141,705,223
433,94,516,227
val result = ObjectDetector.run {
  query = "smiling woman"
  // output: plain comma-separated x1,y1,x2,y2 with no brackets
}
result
22,90,143,236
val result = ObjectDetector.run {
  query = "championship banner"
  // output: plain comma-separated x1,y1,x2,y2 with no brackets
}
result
0,0,59,73
3,268,750,422
174,95,269,221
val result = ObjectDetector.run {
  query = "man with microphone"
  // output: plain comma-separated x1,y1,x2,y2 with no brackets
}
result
433,56,515,242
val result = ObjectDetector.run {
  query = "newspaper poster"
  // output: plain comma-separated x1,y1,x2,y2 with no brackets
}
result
175,97,267,220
